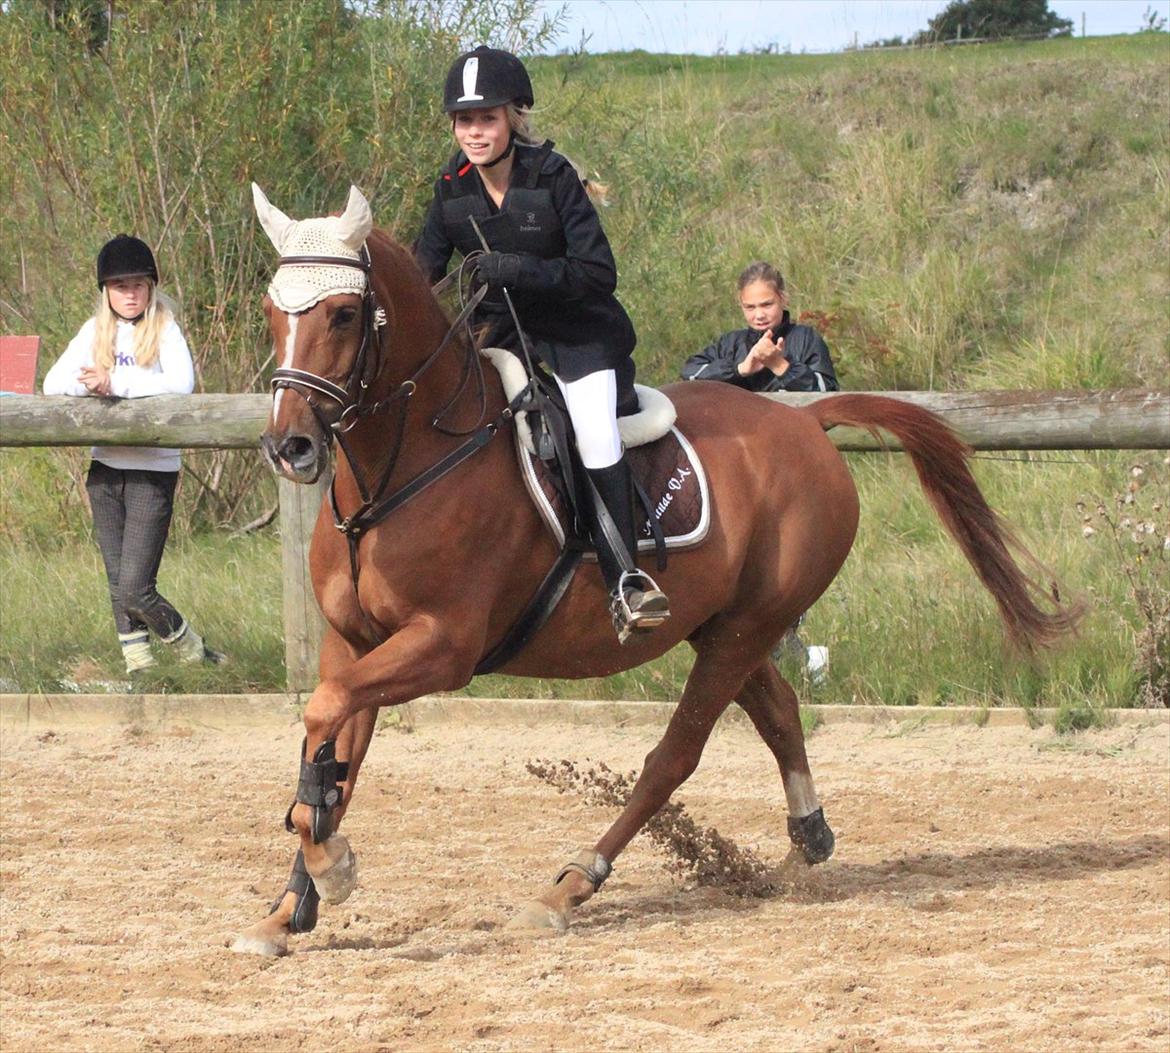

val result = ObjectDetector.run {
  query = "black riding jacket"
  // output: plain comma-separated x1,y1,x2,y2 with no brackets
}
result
680,312,839,393
415,140,637,382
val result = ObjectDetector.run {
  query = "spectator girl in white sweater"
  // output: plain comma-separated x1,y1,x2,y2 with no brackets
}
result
43,235,222,675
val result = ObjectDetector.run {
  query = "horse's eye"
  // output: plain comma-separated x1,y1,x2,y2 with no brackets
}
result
331,307,357,329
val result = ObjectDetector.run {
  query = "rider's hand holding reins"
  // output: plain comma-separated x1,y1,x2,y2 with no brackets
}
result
474,251,522,291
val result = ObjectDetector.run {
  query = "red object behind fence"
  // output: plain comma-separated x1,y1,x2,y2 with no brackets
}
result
0,335,41,394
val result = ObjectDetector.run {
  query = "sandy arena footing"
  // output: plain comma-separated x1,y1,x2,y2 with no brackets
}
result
1,713,1167,1051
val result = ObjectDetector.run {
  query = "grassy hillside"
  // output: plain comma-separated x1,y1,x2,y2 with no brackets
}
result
533,35,1168,391
1,26,1166,707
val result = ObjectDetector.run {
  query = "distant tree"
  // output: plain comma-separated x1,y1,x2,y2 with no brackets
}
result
864,34,907,49
920,0,1073,42
1139,5,1168,32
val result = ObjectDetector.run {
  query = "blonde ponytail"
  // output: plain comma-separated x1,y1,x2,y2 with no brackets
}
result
506,104,610,207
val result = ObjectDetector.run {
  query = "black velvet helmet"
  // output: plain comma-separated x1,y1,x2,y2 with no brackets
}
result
443,45,534,113
96,234,158,288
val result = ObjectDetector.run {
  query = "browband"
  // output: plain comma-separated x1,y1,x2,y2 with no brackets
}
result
277,254,371,272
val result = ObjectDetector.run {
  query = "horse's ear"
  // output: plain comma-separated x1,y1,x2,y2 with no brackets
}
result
252,182,295,254
334,186,373,251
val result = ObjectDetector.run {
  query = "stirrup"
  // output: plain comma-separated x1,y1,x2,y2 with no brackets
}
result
610,570,671,644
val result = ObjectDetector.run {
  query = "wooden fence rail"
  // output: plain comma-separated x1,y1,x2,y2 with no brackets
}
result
2,389,1166,450
2,389,1167,690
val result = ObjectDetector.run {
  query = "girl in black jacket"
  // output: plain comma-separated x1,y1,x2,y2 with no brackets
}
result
681,261,839,393
415,46,669,641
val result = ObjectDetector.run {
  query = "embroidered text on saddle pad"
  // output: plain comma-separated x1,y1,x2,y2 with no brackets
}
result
517,426,711,555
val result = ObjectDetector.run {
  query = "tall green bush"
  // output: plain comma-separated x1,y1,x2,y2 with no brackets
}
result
0,0,558,530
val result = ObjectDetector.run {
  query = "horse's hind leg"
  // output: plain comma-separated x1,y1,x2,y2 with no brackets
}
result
736,662,835,864
509,640,743,931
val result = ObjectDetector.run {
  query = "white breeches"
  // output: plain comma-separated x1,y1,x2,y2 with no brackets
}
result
554,369,622,470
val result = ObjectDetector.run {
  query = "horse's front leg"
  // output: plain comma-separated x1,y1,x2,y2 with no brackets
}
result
279,618,471,925
233,629,382,955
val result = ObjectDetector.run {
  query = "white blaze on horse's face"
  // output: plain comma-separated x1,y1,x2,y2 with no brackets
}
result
274,312,299,419
254,183,375,484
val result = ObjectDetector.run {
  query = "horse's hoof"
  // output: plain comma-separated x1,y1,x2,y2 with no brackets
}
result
787,807,836,865
505,899,568,933
777,846,813,876
230,923,289,957
310,834,358,905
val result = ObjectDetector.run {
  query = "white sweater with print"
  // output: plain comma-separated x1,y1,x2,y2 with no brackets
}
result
42,316,195,472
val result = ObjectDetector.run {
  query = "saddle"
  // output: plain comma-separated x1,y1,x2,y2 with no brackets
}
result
471,348,710,674
479,347,711,560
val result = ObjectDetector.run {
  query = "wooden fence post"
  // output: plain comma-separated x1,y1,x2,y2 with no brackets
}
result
278,469,331,694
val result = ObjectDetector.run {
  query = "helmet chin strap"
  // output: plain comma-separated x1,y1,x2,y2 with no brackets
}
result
480,132,515,168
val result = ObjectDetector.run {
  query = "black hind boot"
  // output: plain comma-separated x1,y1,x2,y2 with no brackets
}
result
587,457,670,643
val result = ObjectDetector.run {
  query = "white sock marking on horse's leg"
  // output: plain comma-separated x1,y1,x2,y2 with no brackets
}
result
273,314,298,418
784,772,821,818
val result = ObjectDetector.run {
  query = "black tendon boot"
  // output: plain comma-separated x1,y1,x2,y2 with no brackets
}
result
586,458,670,642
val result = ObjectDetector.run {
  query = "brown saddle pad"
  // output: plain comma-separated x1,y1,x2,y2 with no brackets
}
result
516,426,711,556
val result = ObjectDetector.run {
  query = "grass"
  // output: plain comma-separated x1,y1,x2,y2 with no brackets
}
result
534,35,1169,393
0,527,283,694
2,449,1160,710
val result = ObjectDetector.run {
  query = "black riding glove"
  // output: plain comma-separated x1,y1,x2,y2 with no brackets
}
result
475,251,522,291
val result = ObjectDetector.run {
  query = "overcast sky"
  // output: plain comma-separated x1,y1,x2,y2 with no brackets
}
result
539,0,1170,54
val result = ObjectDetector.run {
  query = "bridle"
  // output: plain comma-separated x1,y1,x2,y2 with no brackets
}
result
268,243,531,608
270,247,392,437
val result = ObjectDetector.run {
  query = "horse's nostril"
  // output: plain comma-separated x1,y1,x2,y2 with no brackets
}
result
278,436,315,466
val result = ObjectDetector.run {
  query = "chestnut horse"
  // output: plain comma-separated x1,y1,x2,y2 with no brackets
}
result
233,187,1078,956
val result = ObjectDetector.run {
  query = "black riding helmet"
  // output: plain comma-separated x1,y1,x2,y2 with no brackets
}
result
96,234,159,288
443,45,534,112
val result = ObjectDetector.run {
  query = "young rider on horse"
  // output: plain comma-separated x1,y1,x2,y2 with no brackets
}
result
415,45,669,641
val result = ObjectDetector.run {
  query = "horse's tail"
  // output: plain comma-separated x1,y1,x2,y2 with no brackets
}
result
805,394,1082,651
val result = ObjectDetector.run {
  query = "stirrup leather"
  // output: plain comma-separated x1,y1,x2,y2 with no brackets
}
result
610,569,671,643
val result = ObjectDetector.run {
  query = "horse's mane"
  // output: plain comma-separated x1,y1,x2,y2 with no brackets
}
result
364,225,447,323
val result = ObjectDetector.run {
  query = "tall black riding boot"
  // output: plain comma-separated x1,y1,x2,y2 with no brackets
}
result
586,457,670,642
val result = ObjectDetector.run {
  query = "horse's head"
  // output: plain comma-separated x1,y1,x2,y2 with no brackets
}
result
253,183,378,483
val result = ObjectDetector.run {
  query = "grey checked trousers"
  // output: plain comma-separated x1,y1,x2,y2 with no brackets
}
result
85,460,186,638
